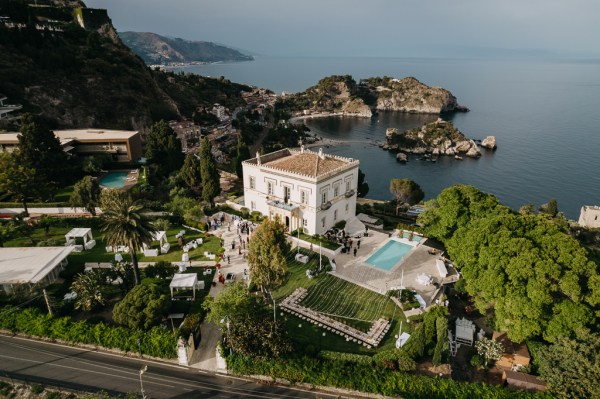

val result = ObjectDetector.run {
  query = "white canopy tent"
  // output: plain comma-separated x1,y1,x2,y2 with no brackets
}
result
143,231,169,256
65,228,95,251
344,216,366,237
169,273,200,300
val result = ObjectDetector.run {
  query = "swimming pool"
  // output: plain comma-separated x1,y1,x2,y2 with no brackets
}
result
98,172,129,188
365,240,415,271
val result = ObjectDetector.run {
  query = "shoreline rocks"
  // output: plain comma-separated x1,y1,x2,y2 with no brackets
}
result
481,135,497,150
387,119,489,159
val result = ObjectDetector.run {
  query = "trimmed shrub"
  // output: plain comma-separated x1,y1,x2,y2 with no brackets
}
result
0,306,176,358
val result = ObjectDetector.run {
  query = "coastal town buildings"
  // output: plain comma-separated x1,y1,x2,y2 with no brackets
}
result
242,147,359,235
0,128,143,162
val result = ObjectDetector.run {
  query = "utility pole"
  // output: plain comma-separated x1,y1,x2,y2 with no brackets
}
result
42,289,53,316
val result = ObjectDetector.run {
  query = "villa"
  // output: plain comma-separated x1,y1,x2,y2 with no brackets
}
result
242,147,359,235
0,128,142,162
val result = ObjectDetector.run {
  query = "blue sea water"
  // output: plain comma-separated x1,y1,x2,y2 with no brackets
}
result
175,56,600,219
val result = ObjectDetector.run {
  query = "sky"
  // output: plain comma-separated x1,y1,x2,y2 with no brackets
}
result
86,0,600,58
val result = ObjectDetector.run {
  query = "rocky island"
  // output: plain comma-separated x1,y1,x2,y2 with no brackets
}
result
385,119,497,160
279,75,468,120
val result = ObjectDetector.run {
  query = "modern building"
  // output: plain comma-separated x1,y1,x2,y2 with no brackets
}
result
0,95,22,120
0,247,75,294
242,147,359,235
578,205,600,229
0,129,143,162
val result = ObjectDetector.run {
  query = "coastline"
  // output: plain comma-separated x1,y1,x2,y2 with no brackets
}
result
289,111,371,124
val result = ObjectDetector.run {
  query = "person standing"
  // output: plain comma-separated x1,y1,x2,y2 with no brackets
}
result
353,247,357,257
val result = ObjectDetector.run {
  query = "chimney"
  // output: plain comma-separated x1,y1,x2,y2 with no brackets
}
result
256,151,261,165
318,148,325,160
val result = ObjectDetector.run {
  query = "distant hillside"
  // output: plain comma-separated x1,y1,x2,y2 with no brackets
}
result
120,32,253,65
0,1,251,130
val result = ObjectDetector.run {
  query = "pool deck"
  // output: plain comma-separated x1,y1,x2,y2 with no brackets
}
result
329,229,459,308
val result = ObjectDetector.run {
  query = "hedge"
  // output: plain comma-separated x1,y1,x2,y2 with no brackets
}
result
0,307,177,358
226,353,552,399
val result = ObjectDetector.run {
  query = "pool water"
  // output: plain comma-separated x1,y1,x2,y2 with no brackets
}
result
365,240,415,271
400,231,423,242
98,172,128,188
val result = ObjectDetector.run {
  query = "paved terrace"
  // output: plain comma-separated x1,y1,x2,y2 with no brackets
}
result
327,229,459,307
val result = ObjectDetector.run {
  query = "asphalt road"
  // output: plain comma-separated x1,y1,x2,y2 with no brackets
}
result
0,335,349,399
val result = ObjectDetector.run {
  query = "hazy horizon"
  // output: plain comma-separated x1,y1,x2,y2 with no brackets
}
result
86,0,600,59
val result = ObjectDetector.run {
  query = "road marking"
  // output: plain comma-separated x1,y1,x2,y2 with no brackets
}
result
0,337,343,399
0,354,176,389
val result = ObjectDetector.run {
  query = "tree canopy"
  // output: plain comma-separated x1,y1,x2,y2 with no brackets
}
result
418,185,600,343
179,153,202,196
112,283,169,330
17,114,69,187
535,329,600,399
234,134,250,178
0,152,38,214
203,282,292,359
247,216,289,297
389,178,424,206
69,176,101,215
357,168,369,197
145,120,184,179
199,137,221,206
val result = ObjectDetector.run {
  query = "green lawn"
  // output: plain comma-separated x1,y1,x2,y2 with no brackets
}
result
273,249,406,354
4,225,224,283
290,230,341,251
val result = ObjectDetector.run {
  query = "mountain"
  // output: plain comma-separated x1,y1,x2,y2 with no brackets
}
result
277,75,468,118
0,1,251,130
119,32,254,65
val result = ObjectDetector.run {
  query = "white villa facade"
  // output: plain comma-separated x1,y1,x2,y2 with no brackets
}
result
242,147,359,235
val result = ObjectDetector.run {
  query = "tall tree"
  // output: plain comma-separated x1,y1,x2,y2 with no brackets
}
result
69,176,101,215
357,168,369,197
234,134,251,178
390,178,424,207
0,152,38,215
180,153,202,196
112,284,168,329
419,185,600,343
247,216,289,298
17,114,69,187
71,270,108,312
536,329,600,399
145,120,184,179
199,137,221,206
100,190,157,285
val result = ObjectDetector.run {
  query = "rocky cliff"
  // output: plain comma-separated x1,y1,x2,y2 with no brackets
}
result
277,75,467,118
388,119,481,158
120,32,253,65
0,1,251,130
367,77,469,113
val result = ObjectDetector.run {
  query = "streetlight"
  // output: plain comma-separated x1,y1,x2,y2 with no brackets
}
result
320,331,326,351
136,338,142,358
272,297,276,324
220,316,231,355
139,365,147,399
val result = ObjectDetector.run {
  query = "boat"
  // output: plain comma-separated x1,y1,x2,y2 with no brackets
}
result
455,155,463,160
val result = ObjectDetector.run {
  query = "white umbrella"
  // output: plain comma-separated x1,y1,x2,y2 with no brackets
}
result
115,253,123,262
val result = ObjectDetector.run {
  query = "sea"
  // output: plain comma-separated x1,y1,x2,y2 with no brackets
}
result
174,56,600,219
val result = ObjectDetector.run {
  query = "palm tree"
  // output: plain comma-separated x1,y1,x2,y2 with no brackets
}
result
71,271,108,312
100,191,156,285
